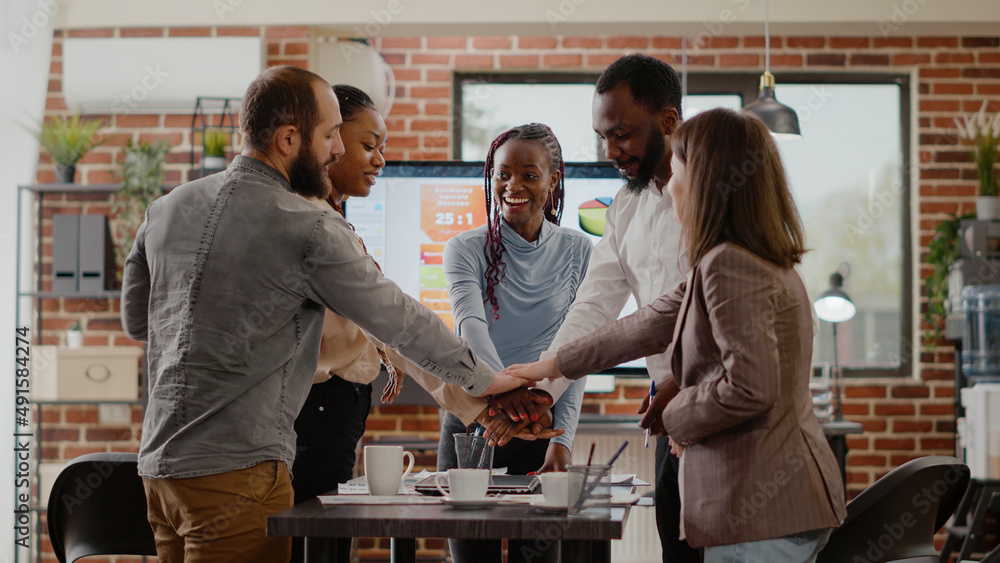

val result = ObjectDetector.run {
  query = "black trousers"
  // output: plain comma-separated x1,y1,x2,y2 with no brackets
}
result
438,412,557,563
290,376,373,563
654,435,703,563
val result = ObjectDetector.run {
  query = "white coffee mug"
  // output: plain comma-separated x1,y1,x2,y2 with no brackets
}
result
539,472,569,507
364,445,414,496
435,468,490,501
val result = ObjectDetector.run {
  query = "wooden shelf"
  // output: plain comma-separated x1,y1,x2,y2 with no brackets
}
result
19,291,121,299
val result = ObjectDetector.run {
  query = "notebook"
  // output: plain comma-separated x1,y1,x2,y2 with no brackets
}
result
414,473,540,496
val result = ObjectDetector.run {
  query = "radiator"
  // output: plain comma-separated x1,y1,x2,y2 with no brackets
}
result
573,429,660,562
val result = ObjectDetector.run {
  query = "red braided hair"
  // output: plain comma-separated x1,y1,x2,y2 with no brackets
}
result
482,123,566,321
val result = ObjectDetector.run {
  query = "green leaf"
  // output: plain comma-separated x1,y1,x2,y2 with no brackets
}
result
31,107,106,166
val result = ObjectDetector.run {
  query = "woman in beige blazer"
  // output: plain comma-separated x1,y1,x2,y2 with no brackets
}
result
506,108,846,562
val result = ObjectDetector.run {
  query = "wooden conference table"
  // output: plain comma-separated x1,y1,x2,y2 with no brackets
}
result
267,485,635,563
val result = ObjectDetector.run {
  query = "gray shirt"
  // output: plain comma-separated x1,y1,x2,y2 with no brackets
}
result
122,155,494,479
444,220,592,450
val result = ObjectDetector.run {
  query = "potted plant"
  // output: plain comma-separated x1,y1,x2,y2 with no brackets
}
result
111,139,170,275
66,321,83,349
202,129,230,171
33,108,106,184
923,212,975,341
955,101,1000,220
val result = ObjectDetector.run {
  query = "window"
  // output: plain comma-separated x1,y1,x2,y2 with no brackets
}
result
456,74,601,161
454,72,912,377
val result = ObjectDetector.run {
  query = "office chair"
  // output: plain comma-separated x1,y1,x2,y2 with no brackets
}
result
817,455,969,563
47,452,157,563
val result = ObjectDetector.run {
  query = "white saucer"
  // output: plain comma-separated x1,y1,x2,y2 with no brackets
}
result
441,497,499,509
530,498,569,512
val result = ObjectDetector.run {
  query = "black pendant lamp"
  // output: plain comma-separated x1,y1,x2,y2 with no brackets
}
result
743,0,801,138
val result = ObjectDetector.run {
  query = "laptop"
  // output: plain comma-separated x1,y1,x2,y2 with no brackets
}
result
414,473,540,496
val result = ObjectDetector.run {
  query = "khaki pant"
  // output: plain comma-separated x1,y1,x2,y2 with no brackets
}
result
143,460,293,563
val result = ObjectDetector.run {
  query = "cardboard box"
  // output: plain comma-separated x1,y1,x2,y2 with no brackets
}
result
38,462,65,507
32,346,143,402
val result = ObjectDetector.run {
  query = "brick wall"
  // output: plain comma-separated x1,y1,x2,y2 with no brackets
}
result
30,25,1000,561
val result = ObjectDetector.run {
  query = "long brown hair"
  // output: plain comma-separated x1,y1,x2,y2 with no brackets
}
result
670,108,805,268
483,123,565,320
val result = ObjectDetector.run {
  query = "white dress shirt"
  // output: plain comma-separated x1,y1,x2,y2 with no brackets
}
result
538,181,687,401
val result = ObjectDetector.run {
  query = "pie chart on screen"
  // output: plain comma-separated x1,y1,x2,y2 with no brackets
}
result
578,197,613,236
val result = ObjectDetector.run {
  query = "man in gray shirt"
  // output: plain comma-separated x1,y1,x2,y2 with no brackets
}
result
122,66,526,562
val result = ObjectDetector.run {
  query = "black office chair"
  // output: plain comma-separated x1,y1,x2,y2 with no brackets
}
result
47,452,158,563
817,455,969,563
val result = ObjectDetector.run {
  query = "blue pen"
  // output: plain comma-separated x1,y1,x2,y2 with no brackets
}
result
644,380,656,448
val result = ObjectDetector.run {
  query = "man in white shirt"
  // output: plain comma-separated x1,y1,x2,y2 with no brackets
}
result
538,54,700,563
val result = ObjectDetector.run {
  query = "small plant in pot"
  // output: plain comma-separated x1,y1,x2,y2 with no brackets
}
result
66,321,83,349
202,129,230,171
33,108,107,184
955,101,1000,220
111,139,170,276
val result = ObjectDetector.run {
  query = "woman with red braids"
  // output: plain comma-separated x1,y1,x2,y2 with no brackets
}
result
437,123,591,563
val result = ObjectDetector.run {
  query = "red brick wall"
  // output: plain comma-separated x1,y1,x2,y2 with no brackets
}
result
30,26,1000,560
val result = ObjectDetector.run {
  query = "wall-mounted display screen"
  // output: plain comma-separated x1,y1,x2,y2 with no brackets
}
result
345,161,646,372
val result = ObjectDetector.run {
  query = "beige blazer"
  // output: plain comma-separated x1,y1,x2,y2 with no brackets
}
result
308,197,489,425
559,242,846,547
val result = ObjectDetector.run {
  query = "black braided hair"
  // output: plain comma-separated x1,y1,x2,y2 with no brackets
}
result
333,84,377,121
483,123,566,321
326,84,379,214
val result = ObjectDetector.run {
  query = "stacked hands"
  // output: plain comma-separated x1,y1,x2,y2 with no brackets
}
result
386,356,688,456
499,356,686,456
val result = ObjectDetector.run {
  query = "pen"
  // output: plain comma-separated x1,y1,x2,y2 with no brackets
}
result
644,380,655,448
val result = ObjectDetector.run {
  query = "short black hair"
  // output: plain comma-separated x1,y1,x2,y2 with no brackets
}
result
596,54,682,116
333,84,377,121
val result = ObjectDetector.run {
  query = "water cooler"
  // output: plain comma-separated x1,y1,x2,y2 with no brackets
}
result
949,220,1000,478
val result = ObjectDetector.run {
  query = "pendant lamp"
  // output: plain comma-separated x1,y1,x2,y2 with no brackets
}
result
743,0,801,138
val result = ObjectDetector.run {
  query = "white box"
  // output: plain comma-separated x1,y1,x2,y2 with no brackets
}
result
960,383,1000,479
32,346,143,402
38,463,65,507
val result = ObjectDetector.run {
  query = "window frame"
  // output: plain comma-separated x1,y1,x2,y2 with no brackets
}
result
452,71,913,379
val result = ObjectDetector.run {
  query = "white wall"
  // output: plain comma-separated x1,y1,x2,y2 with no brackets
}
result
49,0,1000,36
1,0,53,557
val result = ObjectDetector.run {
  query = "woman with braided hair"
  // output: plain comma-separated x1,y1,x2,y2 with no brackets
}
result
437,123,592,563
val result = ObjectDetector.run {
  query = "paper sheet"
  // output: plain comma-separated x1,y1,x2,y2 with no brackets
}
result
319,494,442,505
337,470,437,495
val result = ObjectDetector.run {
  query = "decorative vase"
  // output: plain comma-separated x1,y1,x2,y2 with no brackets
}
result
976,196,1000,221
203,156,228,170
66,330,83,349
55,164,76,184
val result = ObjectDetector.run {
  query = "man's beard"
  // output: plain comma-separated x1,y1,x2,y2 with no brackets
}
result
288,138,333,199
622,130,667,195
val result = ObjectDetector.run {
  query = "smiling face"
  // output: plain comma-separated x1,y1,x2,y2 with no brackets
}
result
491,138,559,242
327,106,387,203
592,84,675,194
